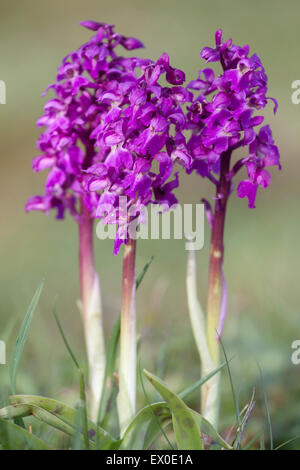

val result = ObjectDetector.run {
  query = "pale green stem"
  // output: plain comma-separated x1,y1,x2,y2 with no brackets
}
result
186,248,219,428
203,150,231,428
79,200,106,422
117,238,137,435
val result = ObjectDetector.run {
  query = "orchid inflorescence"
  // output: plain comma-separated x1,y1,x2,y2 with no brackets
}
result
186,29,280,209
26,21,191,255
25,21,145,223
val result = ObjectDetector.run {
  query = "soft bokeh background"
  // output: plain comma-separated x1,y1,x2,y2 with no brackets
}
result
0,0,299,448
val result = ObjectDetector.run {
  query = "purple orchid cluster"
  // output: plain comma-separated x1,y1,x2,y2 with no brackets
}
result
26,24,281,254
186,29,281,208
25,21,144,221
26,21,190,254
84,52,191,253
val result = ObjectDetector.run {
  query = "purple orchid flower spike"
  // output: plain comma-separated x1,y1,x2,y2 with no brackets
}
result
185,30,280,427
26,21,144,222
25,21,145,421
187,29,280,211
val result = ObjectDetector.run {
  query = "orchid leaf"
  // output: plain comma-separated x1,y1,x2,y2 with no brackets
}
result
119,402,171,450
6,395,116,449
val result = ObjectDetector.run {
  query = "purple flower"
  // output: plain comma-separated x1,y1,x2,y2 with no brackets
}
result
26,21,188,254
186,30,280,208
84,53,190,254
237,125,280,208
26,22,145,221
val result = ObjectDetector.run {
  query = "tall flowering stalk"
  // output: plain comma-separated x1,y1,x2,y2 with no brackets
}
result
118,238,137,430
85,53,190,432
78,199,104,421
25,21,145,420
186,30,280,427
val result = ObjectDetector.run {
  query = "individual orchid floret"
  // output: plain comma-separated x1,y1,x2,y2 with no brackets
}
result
237,125,281,208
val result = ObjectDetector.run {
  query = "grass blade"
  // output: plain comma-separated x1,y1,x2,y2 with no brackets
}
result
258,363,273,450
78,369,89,450
179,360,229,401
219,335,241,428
53,302,80,369
275,434,300,450
10,281,44,395
96,314,120,430
53,306,89,449
136,256,154,290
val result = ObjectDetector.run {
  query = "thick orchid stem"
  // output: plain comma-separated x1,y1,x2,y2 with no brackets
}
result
79,199,106,422
202,150,231,428
117,238,137,435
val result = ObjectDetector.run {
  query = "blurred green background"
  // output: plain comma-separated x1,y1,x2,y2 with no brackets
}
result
0,0,299,448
